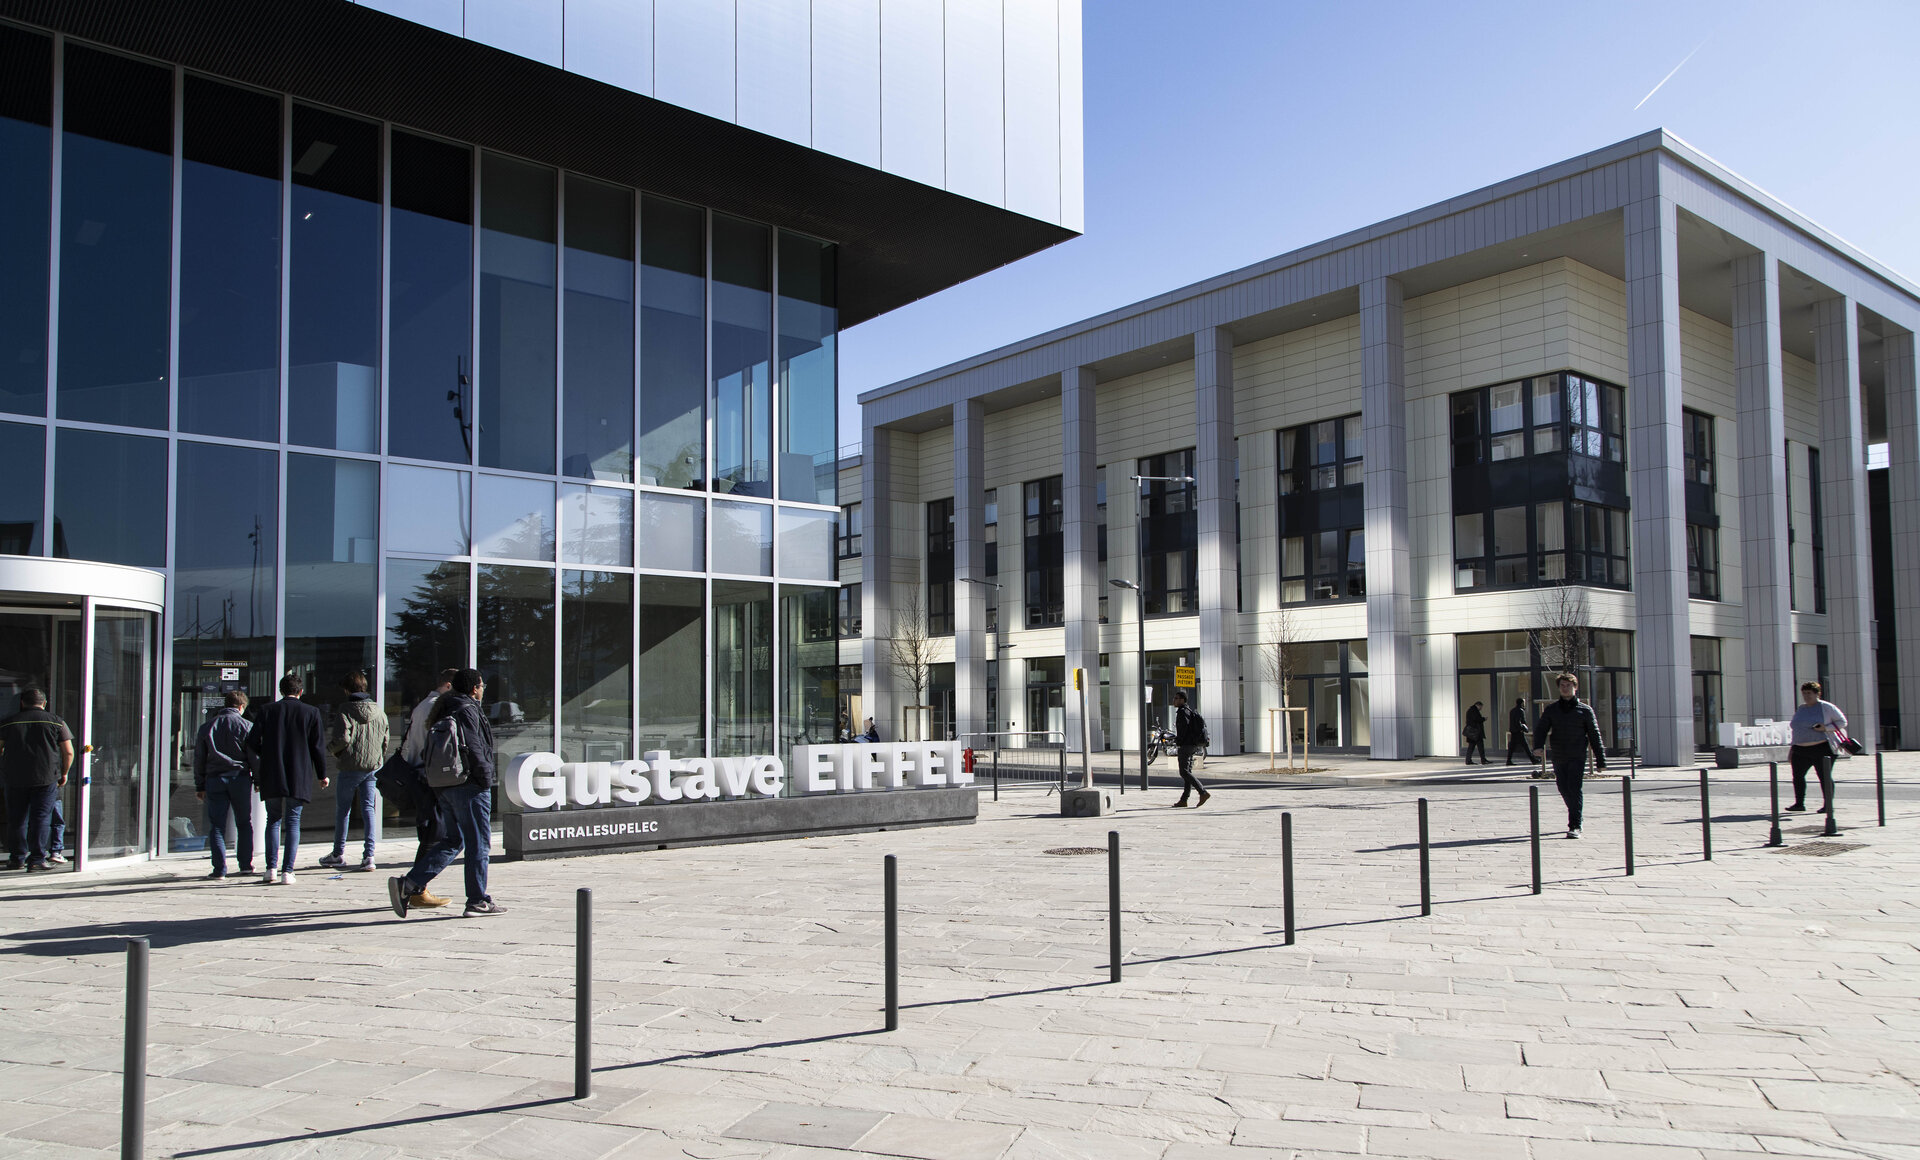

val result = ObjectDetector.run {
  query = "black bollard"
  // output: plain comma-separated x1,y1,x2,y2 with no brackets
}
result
1824,788,1839,837
884,855,899,1030
1529,785,1542,895
1623,777,1635,877
1281,812,1295,945
575,888,592,1100
1877,752,1886,827
122,937,148,1160
1107,831,1122,982
1767,761,1784,847
1417,798,1431,917
1699,768,1712,862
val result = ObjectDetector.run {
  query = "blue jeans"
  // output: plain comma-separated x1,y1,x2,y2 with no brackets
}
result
330,768,377,861
204,772,255,874
263,797,303,874
48,793,63,855
405,783,491,904
5,783,58,866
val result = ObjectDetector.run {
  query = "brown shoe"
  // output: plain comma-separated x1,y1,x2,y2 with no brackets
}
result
1195,791,1211,808
410,890,451,908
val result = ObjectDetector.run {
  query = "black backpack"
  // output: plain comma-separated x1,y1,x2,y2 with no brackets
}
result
421,713,468,788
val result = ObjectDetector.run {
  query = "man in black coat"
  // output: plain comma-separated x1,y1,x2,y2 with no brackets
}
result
1531,673,1607,839
388,668,504,918
1505,698,1532,766
245,674,329,884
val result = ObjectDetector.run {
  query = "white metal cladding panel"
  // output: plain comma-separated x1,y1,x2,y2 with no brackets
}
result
357,0,463,36
812,0,882,169
1677,306,1743,608
1407,393,1454,602
1561,260,1629,384
983,396,1064,492
1057,0,1083,233
880,0,946,191
737,0,813,147
1404,265,1575,398
654,0,737,123
465,0,562,67
1003,0,1061,225
563,0,655,94
1231,316,1361,436
943,0,1006,209
1096,360,1197,469
1783,352,1821,447
1679,308,1736,418
916,424,956,502
1237,432,1278,616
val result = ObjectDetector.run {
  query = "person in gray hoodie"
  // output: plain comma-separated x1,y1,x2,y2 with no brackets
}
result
321,671,389,872
193,690,254,880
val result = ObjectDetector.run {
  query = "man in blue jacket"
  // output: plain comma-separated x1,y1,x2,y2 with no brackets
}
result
388,669,504,918
193,690,255,879
1531,672,1607,839
245,675,330,884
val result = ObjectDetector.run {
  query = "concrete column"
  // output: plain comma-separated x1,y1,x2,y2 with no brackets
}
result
1813,297,1878,748
1885,329,1920,749
1360,276,1416,760
1623,191,1693,764
859,420,896,737
953,399,989,742
1195,327,1241,754
1061,368,1104,752
1731,251,1794,722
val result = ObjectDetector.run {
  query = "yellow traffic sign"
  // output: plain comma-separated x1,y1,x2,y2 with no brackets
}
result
1174,666,1196,688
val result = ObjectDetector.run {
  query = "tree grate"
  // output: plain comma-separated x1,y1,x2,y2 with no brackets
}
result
1777,841,1867,857
1043,847,1108,856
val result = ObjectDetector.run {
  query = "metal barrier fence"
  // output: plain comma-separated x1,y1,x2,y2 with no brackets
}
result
962,731,1067,798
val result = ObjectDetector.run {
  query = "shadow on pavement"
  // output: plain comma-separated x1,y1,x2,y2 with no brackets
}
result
171,1093,577,1156
2,908,378,954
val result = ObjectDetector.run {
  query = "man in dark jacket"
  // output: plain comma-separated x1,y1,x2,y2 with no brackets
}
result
193,690,254,879
1170,691,1210,808
1532,673,1607,839
245,674,329,884
1505,698,1532,766
388,669,504,918
2,689,74,871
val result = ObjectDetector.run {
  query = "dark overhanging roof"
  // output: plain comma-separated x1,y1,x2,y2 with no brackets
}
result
0,0,1077,327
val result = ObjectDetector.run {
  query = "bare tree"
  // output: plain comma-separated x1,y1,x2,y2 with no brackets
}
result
886,587,935,715
1260,602,1303,709
1528,581,1590,677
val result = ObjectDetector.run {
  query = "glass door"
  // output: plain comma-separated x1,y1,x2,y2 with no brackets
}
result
86,607,156,862
0,609,84,871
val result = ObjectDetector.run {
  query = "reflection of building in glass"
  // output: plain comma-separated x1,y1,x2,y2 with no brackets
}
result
846,133,1920,765
0,2,1081,863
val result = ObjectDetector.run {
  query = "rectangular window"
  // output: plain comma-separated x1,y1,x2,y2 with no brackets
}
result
0,422,44,553
290,105,381,453
712,579,773,757
782,585,839,746
384,558,470,720
1687,523,1720,600
638,575,704,755
562,175,635,481
55,428,167,567
1278,419,1363,604
480,153,557,474
712,214,771,496
926,498,954,635
1683,410,1714,488
639,195,705,489
1453,514,1484,590
0,25,52,417
1567,375,1626,463
285,454,378,718
984,489,999,632
1569,501,1630,587
1023,476,1063,627
172,443,279,718
837,582,862,639
1141,449,1197,616
1808,447,1826,613
389,130,475,464
478,563,557,778
837,502,862,557
561,570,632,762
777,233,838,504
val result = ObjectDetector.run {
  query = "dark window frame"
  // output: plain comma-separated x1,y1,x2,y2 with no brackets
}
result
1140,449,1197,618
1278,417,1364,606
1023,476,1063,628
836,502,861,558
926,496,954,636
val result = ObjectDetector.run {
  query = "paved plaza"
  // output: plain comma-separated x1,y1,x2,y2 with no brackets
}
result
1,757,1917,1159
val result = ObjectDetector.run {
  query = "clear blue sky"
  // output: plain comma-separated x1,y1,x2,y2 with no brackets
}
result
837,0,1920,441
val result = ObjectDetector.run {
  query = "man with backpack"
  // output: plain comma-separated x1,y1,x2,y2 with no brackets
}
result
320,672,388,872
245,674,330,884
1170,690,1210,808
388,669,504,918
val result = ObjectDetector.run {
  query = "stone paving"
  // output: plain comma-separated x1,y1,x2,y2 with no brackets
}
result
1,757,1917,1159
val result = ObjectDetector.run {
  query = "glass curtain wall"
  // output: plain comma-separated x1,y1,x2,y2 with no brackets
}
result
639,196,704,489
563,176,634,482
781,585,839,748
58,46,172,429
289,105,381,452
713,580,773,756
0,422,45,553
92,609,156,860
638,575,704,755
284,454,378,720
477,564,556,785
561,570,631,761
178,77,280,441
54,429,167,566
777,233,836,504
479,153,556,474
0,25,52,416
712,215,772,496
384,558,470,725
388,131,473,464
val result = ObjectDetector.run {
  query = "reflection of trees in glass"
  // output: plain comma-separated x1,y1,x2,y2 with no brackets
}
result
478,565,554,752
385,561,468,709
562,570,631,761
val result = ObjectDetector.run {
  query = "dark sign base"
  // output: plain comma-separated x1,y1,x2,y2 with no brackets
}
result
502,787,979,860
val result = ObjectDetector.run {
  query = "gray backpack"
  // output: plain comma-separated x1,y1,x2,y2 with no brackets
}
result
421,714,467,788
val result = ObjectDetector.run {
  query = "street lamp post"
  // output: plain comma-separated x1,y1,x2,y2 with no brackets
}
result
1115,472,1193,793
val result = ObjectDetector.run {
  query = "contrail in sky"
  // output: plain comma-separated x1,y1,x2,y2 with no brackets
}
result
1634,39,1708,110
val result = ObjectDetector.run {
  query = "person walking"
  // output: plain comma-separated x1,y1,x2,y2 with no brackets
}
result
1786,680,1847,815
1505,698,1532,766
389,670,459,911
388,669,504,918
1462,702,1489,765
1170,690,1210,808
320,672,388,872
1531,672,1607,839
1,690,73,872
193,690,255,879
245,674,329,884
